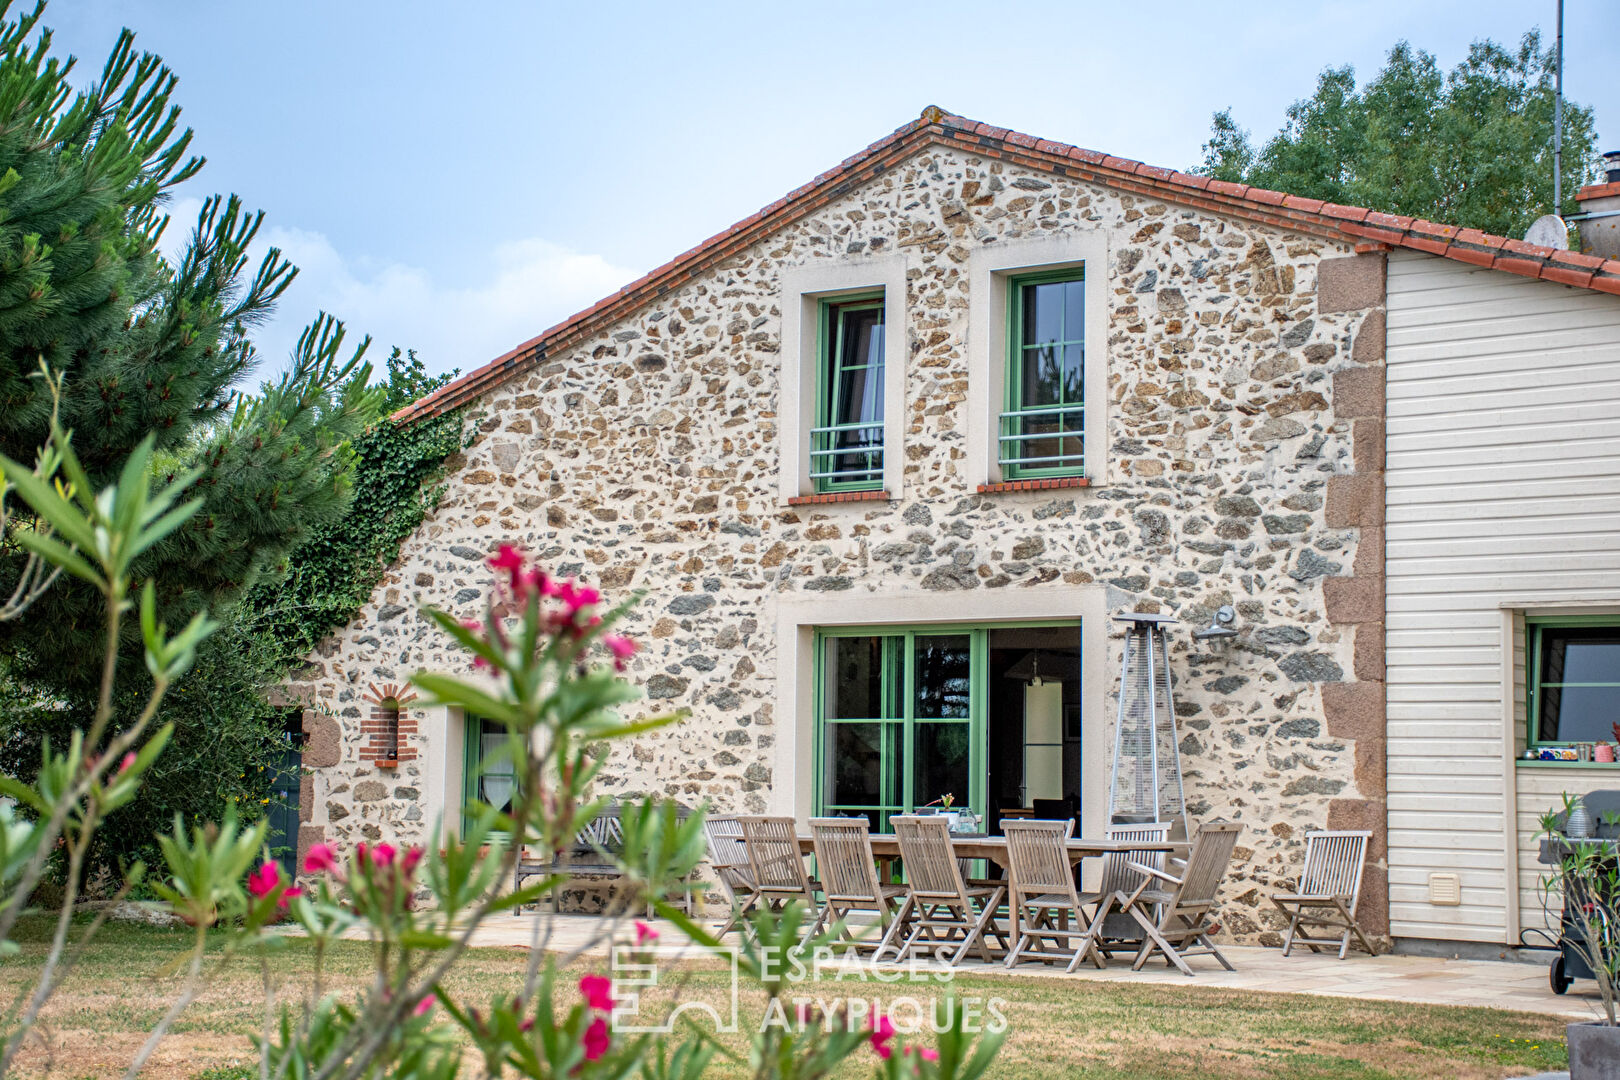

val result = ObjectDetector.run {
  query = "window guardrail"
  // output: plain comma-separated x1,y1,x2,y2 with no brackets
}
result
810,420,884,484
998,403,1084,470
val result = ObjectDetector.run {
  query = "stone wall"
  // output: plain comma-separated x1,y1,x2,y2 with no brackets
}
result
289,143,1384,943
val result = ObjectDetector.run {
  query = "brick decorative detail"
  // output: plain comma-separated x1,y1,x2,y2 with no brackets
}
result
786,489,890,506
360,683,418,767
976,477,1091,495
1319,257,1390,941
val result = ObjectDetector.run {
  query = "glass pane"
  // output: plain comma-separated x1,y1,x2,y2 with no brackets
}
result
479,726,516,813
1021,344,1062,407
915,635,971,719
1061,343,1084,404
1541,686,1620,743
914,723,971,810
1543,628,1620,685
842,306,885,370
826,636,885,719
826,722,901,809
1062,277,1084,341
834,364,882,430
1023,282,1063,346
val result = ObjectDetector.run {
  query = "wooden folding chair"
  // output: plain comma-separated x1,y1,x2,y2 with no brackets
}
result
1086,821,1173,959
809,817,909,955
703,816,759,937
1114,821,1242,975
1271,829,1376,958
1002,819,1100,973
890,815,1007,965
737,816,821,929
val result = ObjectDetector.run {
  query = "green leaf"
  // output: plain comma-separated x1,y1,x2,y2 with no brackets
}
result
0,450,99,556
407,673,523,727
9,528,104,588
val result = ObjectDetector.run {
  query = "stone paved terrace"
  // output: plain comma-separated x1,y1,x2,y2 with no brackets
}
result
375,914,1608,1022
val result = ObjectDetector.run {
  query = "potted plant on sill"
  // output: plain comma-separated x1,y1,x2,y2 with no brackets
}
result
1538,793,1620,1077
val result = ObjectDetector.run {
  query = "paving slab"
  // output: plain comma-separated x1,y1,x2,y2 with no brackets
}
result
419,915,1609,1021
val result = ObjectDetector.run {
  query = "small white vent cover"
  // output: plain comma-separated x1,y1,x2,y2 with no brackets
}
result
1429,873,1462,906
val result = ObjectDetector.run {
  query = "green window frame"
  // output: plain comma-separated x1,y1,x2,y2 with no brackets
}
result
1001,268,1085,479
811,620,1081,831
461,715,518,839
811,294,886,493
1528,616,1620,746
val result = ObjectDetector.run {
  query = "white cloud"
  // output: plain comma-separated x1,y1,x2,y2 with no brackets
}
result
256,229,637,380
155,196,636,382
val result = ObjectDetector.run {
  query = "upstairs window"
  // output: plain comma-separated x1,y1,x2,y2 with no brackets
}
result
1001,270,1085,479
1531,620,1620,744
812,296,886,493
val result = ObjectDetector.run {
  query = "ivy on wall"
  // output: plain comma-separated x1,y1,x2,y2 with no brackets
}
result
242,349,471,668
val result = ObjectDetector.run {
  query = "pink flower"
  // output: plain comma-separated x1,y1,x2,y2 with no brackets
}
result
371,843,397,868
413,996,434,1018
117,752,137,774
906,1046,939,1062
247,862,301,909
517,566,548,598
870,1014,896,1059
402,847,424,874
634,920,658,947
581,1016,609,1061
303,843,338,874
603,634,636,671
247,862,281,900
554,580,601,615
489,544,524,577
579,973,614,1012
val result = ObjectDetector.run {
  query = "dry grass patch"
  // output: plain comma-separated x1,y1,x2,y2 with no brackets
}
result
0,918,1571,1079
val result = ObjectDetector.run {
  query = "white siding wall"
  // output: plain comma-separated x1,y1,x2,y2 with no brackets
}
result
1385,249,1620,943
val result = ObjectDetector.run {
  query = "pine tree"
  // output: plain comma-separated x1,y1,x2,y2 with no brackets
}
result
1197,34,1601,238
0,1,380,689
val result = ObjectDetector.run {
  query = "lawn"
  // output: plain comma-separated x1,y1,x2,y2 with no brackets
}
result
0,917,1571,1080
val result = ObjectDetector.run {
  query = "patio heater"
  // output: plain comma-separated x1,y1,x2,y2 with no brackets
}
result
1107,612,1190,841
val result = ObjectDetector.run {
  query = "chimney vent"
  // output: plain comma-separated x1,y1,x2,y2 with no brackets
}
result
1576,159,1620,259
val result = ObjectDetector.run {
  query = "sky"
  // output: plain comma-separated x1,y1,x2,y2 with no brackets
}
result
42,0,1620,383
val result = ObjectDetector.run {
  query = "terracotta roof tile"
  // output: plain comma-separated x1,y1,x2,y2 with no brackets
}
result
394,107,1620,422
1320,203,1370,222
1445,245,1497,268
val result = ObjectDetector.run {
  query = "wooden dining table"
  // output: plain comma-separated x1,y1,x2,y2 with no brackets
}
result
793,833,1180,957
793,833,1176,871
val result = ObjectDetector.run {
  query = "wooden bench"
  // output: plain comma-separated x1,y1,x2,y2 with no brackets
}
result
514,802,695,915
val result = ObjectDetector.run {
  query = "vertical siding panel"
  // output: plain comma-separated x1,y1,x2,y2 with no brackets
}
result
1385,250,1620,944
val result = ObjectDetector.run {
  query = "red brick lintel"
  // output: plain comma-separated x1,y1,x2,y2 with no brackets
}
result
787,490,891,506
977,477,1091,495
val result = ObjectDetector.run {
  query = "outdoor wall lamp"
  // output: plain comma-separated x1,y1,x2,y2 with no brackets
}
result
1192,605,1239,646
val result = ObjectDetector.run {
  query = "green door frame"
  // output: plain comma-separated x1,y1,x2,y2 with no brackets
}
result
811,620,1081,827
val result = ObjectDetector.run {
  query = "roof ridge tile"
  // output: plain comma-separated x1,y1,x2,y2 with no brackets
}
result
395,107,1620,422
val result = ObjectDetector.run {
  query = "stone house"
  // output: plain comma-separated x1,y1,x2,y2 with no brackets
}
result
286,108,1620,952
